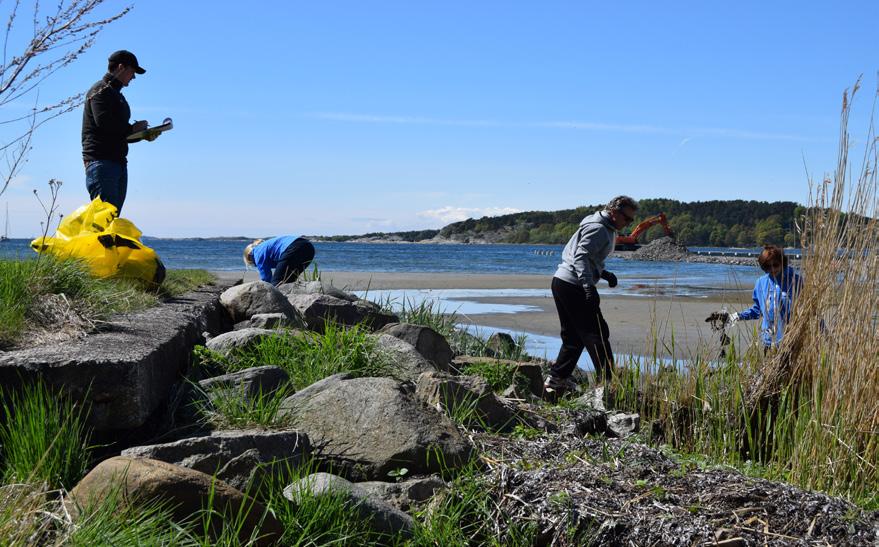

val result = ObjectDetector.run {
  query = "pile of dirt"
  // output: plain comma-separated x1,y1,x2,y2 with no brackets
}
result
630,236,690,261
472,427,879,545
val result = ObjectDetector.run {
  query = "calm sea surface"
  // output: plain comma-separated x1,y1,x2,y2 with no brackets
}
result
2,238,759,296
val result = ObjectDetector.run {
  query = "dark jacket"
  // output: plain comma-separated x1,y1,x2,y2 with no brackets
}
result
82,74,132,163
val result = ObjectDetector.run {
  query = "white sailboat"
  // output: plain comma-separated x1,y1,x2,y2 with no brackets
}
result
0,202,8,242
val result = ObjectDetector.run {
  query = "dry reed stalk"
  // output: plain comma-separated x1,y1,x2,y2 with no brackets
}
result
754,79,879,492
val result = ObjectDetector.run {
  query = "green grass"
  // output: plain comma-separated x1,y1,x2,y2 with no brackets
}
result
0,256,215,348
195,322,393,390
461,360,531,393
0,381,92,490
160,269,217,298
260,459,395,546
195,383,296,430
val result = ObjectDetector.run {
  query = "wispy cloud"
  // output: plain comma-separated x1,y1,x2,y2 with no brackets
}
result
306,112,818,142
417,206,522,224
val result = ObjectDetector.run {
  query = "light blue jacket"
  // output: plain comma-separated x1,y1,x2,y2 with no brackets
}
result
737,266,802,346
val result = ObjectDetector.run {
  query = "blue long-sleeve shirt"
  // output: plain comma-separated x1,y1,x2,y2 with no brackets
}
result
737,266,802,346
252,235,299,282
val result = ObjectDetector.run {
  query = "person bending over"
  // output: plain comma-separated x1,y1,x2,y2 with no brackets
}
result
719,244,801,348
243,236,315,285
545,195,638,394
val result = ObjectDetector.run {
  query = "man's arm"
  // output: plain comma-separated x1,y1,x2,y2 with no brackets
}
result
571,224,609,287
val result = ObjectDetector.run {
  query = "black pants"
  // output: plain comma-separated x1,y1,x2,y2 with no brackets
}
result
271,238,315,285
550,277,615,382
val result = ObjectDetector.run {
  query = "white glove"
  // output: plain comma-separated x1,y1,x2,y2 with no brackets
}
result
728,313,740,327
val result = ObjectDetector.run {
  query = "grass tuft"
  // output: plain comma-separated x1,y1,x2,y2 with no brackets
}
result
0,381,92,490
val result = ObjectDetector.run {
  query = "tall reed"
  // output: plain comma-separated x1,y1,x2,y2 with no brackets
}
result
610,81,879,507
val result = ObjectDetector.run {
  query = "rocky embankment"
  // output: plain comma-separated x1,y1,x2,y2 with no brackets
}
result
5,279,874,544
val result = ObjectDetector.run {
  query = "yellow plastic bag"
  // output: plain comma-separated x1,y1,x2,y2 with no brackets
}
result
31,198,165,286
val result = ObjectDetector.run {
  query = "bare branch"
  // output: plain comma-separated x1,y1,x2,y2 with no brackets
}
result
0,0,131,196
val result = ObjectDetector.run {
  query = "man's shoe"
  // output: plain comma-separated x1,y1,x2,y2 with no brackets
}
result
544,374,578,394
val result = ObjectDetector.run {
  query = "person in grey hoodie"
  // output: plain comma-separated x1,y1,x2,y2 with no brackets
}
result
545,195,638,394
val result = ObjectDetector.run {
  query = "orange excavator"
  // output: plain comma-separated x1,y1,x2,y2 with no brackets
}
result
615,212,673,250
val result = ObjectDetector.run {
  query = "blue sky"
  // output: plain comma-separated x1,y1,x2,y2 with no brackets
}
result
2,1,877,237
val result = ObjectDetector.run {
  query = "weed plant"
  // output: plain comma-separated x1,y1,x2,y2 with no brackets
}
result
259,459,394,546
461,360,531,393
195,383,296,429
0,381,92,490
0,254,214,348
196,322,393,390
608,83,879,507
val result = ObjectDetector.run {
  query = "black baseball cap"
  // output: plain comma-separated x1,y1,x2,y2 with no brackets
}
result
108,50,146,74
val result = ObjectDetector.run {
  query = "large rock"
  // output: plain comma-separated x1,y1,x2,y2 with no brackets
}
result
198,366,290,400
416,371,522,433
278,280,358,302
356,475,446,512
0,281,234,434
454,355,544,397
69,456,283,545
287,293,398,332
278,374,472,480
284,473,414,538
248,312,301,330
220,281,304,325
121,429,310,491
205,328,283,356
372,333,443,381
606,412,640,438
378,323,454,371
486,332,517,358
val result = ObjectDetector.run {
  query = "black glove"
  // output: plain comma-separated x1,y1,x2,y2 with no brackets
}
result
601,270,618,288
705,311,730,329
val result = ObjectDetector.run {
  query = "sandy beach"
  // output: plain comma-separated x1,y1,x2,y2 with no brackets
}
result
215,270,754,359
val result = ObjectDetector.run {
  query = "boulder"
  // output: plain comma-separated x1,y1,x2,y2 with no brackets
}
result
453,355,544,397
278,374,472,480
198,366,290,400
416,371,522,433
356,475,446,512
284,472,414,538
220,281,303,325
0,281,234,434
571,408,608,437
278,280,358,302
69,456,283,545
372,333,443,381
249,312,301,330
121,429,310,491
486,332,517,358
287,293,398,332
607,412,640,438
205,328,282,356
575,386,607,412
378,323,454,370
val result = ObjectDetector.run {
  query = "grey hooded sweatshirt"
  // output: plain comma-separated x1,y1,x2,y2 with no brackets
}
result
554,211,617,288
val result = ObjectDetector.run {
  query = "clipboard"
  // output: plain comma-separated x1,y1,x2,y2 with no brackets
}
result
127,117,173,142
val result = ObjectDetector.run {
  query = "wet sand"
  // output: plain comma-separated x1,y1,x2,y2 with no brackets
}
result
213,270,753,357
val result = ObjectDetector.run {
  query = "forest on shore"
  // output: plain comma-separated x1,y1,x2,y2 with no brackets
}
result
323,199,804,247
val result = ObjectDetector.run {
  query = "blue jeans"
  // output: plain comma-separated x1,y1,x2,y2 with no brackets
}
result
85,160,128,213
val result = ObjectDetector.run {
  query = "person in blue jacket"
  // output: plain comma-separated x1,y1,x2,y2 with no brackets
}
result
724,245,801,347
243,236,315,285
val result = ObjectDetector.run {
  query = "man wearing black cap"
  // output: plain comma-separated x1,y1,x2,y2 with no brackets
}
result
81,50,157,213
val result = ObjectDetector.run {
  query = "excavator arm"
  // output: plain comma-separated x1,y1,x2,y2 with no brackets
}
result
616,213,673,248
